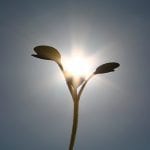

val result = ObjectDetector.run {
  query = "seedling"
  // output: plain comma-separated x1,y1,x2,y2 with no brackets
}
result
32,45,120,150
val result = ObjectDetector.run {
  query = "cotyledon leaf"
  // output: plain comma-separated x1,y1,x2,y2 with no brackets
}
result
94,62,120,74
32,45,61,64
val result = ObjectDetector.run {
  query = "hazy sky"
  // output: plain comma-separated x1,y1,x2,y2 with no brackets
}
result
0,0,150,150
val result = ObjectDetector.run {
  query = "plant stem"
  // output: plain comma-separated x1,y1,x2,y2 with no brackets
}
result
69,101,79,150
78,73,94,100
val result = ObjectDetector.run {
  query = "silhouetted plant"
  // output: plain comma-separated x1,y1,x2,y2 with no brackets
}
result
32,45,120,150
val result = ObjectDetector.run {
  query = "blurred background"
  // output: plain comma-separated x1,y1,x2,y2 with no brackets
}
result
0,0,150,149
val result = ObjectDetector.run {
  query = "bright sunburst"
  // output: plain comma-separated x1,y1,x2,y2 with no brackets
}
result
63,50,93,78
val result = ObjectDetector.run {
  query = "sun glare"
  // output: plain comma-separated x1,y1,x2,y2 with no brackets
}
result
63,51,93,78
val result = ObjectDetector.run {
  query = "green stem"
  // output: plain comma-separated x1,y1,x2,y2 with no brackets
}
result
69,101,79,150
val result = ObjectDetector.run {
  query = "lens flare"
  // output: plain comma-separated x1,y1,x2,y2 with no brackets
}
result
63,50,93,78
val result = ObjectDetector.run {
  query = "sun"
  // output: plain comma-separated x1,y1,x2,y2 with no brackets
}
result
63,51,92,78
64,56,89,77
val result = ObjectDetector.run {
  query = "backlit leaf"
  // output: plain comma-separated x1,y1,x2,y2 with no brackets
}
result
94,62,120,74
32,45,61,64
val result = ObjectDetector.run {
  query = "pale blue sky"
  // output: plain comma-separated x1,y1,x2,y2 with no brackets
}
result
0,0,150,150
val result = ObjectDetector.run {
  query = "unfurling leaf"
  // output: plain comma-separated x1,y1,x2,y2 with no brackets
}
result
32,45,61,64
74,77,85,88
94,62,120,74
65,71,85,88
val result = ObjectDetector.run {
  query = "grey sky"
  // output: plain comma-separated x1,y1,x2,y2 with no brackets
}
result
0,0,150,150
